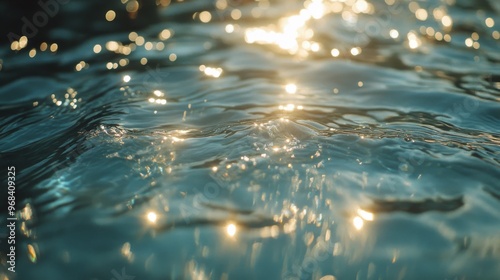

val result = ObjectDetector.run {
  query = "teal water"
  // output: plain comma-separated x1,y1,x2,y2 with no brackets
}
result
1,0,500,279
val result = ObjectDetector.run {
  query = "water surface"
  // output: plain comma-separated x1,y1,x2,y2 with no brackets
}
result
1,0,500,279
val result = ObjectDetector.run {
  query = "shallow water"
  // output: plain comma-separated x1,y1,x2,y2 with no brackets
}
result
1,0,500,279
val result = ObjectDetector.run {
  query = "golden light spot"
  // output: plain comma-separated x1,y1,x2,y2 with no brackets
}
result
119,58,128,67
231,9,242,20
415,8,428,21
135,36,145,46
126,0,140,13
40,42,48,51
29,48,36,58
435,32,443,41
122,46,132,55
485,17,495,28
105,10,116,22
433,7,445,20
169,53,177,61
331,48,340,57
306,0,326,19
310,42,320,52
106,41,119,51
226,223,237,237
123,75,131,83
493,31,500,40
353,216,364,230
407,32,421,49
225,24,235,33
350,47,361,56
408,2,419,13
200,11,212,23
285,83,297,94
390,29,399,39
91,46,102,56
441,15,452,27
50,43,58,52
11,41,19,51
159,29,172,40
147,212,157,223
216,0,228,10
426,27,435,36
129,32,138,41
19,36,28,49
156,42,165,51
75,61,86,71
144,41,153,51
465,38,473,47
358,81,363,87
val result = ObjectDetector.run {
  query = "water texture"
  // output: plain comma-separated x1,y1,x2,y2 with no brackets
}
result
1,0,500,279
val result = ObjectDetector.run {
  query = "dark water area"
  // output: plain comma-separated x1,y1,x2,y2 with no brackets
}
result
1,0,500,279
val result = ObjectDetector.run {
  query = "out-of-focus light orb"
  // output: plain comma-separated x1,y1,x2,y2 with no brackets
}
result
123,75,131,83
441,15,452,27
285,83,297,94
389,29,399,39
159,29,172,40
225,24,235,33
350,47,361,56
465,38,473,47
231,9,242,20
485,17,494,28
200,11,212,23
310,42,320,52
407,32,421,49
353,216,364,230
105,10,116,22
331,48,340,57
147,212,157,223
415,8,428,21
29,48,37,58
226,223,237,237
93,44,102,53
306,0,325,19
50,43,58,52
216,0,228,10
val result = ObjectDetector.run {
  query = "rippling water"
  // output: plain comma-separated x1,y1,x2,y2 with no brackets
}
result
1,0,500,279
